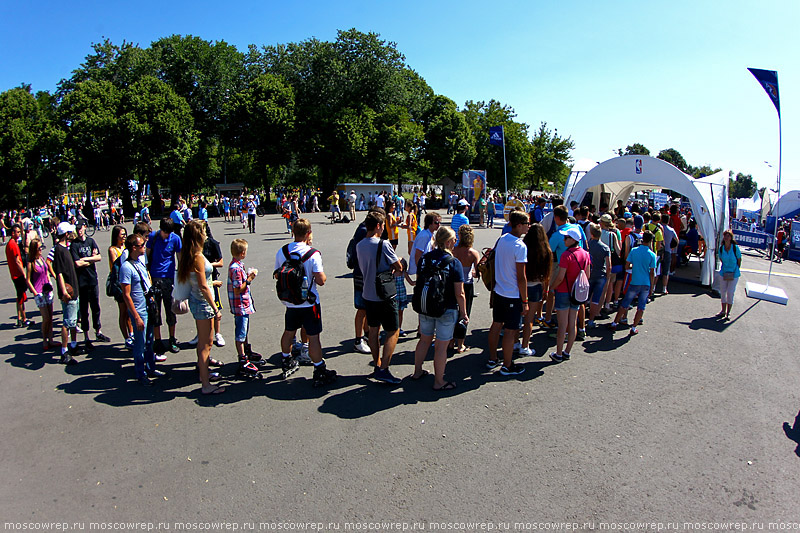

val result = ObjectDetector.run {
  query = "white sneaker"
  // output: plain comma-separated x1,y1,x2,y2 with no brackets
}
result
155,354,167,362
214,333,226,347
354,339,371,354
518,346,534,356
188,335,198,347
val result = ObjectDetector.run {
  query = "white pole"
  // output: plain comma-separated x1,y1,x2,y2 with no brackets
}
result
765,113,782,288
502,126,508,200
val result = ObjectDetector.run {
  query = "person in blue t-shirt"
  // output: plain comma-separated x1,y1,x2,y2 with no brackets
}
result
146,217,182,357
119,233,161,386
609,231,657,335
450,203,469,245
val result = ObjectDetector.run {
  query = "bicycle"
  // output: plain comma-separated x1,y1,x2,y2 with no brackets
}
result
256,205,267,217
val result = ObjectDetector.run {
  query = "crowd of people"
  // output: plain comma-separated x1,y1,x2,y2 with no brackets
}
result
4,189,752,395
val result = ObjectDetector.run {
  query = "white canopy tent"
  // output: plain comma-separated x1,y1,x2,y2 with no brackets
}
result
771,190,800,219
563,155,729,286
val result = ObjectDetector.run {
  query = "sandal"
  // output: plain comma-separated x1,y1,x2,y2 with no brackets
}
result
208,358,223,367
433,381,457,391
454,345,469,354
410,369,429,380
201,385,226,395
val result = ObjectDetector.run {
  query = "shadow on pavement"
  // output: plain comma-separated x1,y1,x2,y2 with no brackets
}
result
782,410,800,458
677,300,760,332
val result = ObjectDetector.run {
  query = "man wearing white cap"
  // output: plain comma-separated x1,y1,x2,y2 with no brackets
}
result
52,222,80,365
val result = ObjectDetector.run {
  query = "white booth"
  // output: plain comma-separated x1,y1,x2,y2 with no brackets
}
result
564,155,729,286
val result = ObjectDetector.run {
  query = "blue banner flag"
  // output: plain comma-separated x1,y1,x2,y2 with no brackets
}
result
747,68,780,117
489,126,504,146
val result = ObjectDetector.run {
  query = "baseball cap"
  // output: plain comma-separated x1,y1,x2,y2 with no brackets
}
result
600,213,613,224
458,199,469,206
633,215,644,230
57,222,75,236
75,220,87,230
623,212,633,220
559,226,582,242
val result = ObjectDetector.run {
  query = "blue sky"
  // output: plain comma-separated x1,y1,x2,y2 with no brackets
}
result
2,0,798,193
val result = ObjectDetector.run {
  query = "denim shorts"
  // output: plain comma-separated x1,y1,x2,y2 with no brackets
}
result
588,277,607,305
189,295,216,320
62,298,80,328
526,283,543,303
620,284,650,311
554,291,579,311
419,308,458,341
35,292,54,308
234,315,250,343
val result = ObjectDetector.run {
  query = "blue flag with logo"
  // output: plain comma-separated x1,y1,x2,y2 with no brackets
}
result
748,68,780,117
489,126,504,146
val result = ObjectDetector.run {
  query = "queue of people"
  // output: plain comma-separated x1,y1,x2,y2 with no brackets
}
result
4,194,744,396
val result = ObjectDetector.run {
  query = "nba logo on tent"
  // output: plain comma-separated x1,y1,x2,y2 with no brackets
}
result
635,159,642,174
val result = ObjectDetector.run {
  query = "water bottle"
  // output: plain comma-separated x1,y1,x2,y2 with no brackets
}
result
301,275,309,301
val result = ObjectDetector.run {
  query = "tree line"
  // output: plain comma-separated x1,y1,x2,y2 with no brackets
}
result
0,29,576,213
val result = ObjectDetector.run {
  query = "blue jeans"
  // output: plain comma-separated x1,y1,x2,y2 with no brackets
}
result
129,310,155,379
588,277,607,305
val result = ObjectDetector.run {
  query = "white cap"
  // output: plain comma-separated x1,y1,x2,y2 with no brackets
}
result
559,226,582,242
57,222,75,236
458,199,469,206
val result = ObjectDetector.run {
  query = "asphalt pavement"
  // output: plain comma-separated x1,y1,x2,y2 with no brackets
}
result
1,212,798,528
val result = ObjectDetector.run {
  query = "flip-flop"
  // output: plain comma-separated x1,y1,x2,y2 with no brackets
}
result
433,381,456,391
410,370,429,380
201,385,226,395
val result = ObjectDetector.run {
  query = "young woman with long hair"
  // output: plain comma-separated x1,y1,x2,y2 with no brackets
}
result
177,220,225,395
26,239,55,351
108,225,133,345
717,229,741,320
411,226,467,391
519,222,552,356
452,225,481,353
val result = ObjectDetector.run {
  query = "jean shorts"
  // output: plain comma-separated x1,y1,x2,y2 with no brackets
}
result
35,292,54,308
588,277,607,305
189,295,216,320
62,298,79,328
419,308,458,341
554,291,579,311
234,315,250,343
620,284,650,311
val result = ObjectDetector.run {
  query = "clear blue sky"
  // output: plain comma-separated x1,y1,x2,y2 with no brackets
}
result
2,0,798,193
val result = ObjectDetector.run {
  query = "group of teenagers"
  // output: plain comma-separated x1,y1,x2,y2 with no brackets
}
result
5,194,745,394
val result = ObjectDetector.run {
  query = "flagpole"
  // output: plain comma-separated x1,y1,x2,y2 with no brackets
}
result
502,126,508,200
765,113,782,288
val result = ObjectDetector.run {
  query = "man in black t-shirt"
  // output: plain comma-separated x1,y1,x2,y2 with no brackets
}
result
71,220,110,350
52,222,80,364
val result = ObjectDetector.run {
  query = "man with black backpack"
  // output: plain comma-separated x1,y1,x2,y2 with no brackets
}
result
273,218,337,386
346,208,384,355
356,210,403,384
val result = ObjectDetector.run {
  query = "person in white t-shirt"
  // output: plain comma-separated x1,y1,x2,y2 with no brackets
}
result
408,212,441,276
273,218,337,387
375,193,385,209
486,210,529,376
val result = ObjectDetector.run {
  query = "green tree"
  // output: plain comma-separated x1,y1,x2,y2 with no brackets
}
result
617,143,650,156
58,80,125,193
371,104,424,183
223,73,295,194
0,86,65,207
461,99,531,192
729,172,757,199
418,95,475,190
119,76,199,213
657,148,689,173
529,122,574,191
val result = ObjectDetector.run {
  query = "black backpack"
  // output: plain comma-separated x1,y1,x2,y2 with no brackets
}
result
346,237,358,269
105,255,123,299
274,244,318,305
412,253,454,318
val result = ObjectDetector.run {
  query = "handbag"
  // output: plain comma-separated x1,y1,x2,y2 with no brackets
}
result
132,263,158,317
722,271,735,281
171,271,191,314
374,239,396,300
